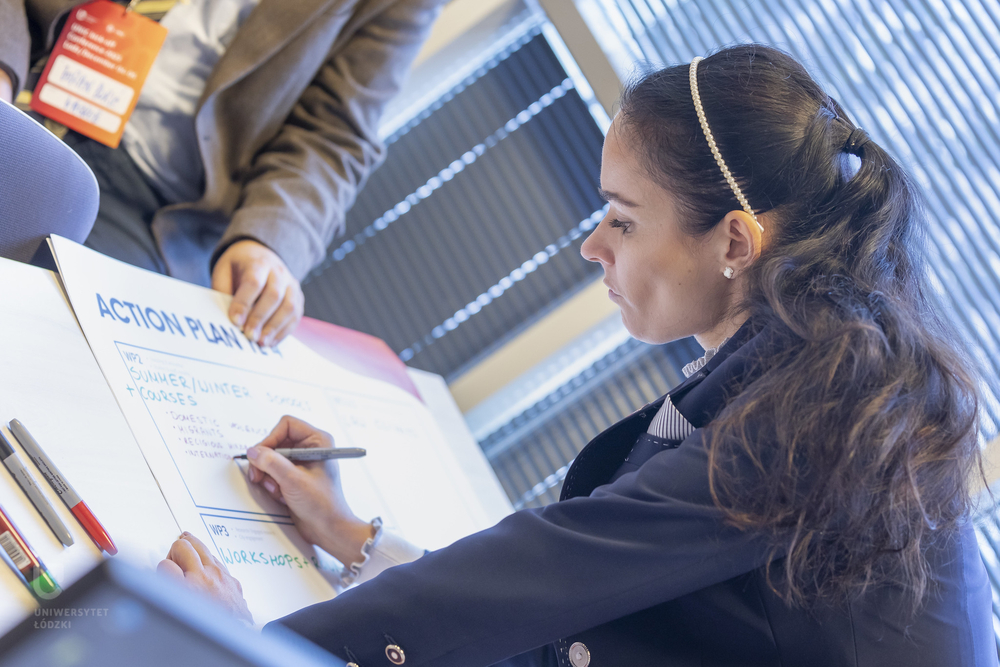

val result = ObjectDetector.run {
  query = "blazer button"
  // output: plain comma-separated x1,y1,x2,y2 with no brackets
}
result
568,642,590,667
347,663,359,667
385,644,405,665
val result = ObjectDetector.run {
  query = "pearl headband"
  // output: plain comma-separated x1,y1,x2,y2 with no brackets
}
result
689,56,764,232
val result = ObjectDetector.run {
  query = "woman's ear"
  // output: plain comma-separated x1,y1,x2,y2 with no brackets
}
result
719,209,763,274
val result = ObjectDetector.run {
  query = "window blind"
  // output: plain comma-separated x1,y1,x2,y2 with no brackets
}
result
301,24,609,381
481,334,700,508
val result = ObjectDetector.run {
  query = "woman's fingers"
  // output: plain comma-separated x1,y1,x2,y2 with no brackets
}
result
167,537,204,573
245,466,287,505
156,558,185,581
256,414,307,450
247,446,299,491
249,469,280,496
255,415,332,451
180,532,216,567
255,415,292,450
247,461,293,509
159,534,254,625
281,415,323,443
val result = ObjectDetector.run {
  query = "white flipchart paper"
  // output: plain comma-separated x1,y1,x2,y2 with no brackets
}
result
49,236,495,624
0,258,179,635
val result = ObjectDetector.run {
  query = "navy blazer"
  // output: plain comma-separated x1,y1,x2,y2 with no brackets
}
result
268,326,996,666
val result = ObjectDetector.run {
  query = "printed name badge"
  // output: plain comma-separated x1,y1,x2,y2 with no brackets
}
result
30,1,167,148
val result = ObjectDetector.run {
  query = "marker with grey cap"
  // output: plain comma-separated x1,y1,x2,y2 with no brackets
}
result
233,447,366,461
0,430,73,546
8,419,116,555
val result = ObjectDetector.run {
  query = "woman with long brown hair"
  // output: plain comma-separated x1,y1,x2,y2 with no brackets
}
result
162,44,994,666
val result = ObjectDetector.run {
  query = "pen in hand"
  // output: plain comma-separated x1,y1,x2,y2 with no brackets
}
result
233,447,366,462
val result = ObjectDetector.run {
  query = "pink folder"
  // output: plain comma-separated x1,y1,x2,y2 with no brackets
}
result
294,317,422,402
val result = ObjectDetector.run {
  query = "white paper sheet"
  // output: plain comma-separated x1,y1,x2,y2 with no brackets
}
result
49,237,496,624
0,258,179,635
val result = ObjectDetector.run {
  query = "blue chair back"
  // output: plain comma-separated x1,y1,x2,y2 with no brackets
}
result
0,100,98,263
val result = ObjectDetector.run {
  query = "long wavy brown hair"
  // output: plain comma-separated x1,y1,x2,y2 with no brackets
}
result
618,44,982,609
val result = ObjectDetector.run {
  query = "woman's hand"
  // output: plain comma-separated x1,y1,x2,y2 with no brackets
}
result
246,415,374,566
157,532,253,625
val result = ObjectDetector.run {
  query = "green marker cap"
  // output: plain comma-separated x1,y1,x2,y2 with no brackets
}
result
28,568,61,598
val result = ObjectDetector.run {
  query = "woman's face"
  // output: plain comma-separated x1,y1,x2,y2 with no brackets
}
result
580,118,732,345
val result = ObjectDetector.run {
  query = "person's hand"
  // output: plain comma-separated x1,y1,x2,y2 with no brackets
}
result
0,71,13,104
211,239,304,347
157,532,254,625
246,415,374,566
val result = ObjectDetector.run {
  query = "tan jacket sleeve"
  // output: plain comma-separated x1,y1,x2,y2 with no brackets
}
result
214,0,445,280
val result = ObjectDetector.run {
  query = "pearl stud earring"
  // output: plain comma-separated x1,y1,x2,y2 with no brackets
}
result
723,267,735,279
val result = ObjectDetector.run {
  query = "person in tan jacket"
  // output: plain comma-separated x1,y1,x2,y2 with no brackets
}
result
0,0,444,345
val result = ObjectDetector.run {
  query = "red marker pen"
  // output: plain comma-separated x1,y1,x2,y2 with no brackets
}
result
8,420,117,556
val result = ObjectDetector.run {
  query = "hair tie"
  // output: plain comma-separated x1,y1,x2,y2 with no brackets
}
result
843,127,869,156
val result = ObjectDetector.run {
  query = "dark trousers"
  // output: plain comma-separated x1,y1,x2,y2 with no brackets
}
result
63,132,169,275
